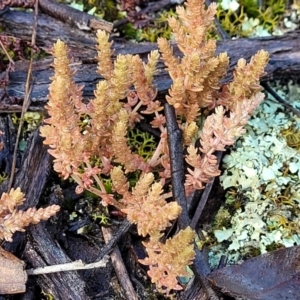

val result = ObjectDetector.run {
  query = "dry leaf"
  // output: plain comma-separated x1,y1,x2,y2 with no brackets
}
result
208,245,300,300
0,247,27,294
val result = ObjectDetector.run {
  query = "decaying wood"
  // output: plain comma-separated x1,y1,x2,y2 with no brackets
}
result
24,224,89,300
0,124,103,298
38,0,113,32
0,126,87,299
0,10,300,112
0,115,16,175
0,0,113,32
0,0,35,9
0,127,51,201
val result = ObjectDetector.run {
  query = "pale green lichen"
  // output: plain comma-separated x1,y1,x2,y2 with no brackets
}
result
209,81,300,269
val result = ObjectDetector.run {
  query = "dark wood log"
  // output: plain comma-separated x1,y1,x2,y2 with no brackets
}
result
24,224,89,300
0,9,299,112
0,124,87,299
1,126,52,253
0,115,16,174
0,127,51,200
0,125,89,299
38,0,113,32
0,0,113,32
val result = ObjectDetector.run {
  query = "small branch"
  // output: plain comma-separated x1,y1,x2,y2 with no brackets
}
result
102,227,138,300
39,0,113,32
95,219,132,261
164,103,190,229
7,0,37,191
262,82,300,117
165,103,219,299
190,152,223,230
26,257,109,275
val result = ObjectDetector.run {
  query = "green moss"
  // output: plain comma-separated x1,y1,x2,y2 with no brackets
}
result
127,128,156,160
216,6,246,37
12,112,43,132
212,206,232,229
121,9,176,42
224,188,249,214
77,0,119,21
0,173,8,185
102,177,113,194
41,290,55,300
281,125,300,151
92,207,111,225
11,112,44,151
242,246,261,258
216,0,285,37
265,241,285,251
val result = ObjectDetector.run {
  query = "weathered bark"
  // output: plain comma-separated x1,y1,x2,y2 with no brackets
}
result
1,126,52,254
0,115,16,174
24,224,89,300
0,125,89,299
0,126,89,299
0,9,299,112
0,127,51,199
38,0,113,32
0,0,113,32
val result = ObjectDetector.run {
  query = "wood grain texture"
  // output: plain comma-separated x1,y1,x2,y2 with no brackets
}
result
0,10,299,112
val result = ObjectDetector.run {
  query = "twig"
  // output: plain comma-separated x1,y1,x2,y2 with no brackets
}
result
26,257,109,275
187,189,202,216
95,219,132,261
39,0,112,32
7,0,38,191
205,0,230,40
190,152,223,230
164,103,219,299
0,39,15,66
164,103,190,229
262,82,300,117
102,227,138,300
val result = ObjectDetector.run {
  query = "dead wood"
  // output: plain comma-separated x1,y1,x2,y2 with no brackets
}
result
0,126,52,253
0,115,16,175
0,127,51,201
102,227,138,300
0,125,90,299
0,10,300,112
0,0,113,32
0,125,88,299
24,224,89,300
38,0,113,32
